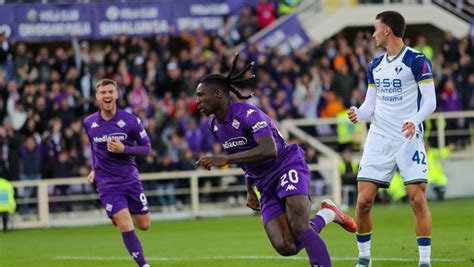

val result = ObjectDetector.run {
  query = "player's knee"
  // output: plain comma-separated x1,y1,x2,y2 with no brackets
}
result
356,196,373,212
409,192,427,210
273,241,297,256
137,220,150,231
115,218,134,232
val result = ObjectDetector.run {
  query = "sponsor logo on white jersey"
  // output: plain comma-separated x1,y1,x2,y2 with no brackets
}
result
117,119,126,128
106,203,113,212
139,129,147,139
93,133,127,143
252,121,268,132
246,109,256,117
91,122,99,128
286,184,297,191
222,137,247,149
231,119,240,129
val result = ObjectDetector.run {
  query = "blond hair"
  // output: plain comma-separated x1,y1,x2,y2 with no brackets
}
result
95,79,117,90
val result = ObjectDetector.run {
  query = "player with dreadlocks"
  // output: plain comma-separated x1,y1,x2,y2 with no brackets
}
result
195,53,357,266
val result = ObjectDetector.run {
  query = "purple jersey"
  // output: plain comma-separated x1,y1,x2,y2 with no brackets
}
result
209,102,306,185
84,109,150,193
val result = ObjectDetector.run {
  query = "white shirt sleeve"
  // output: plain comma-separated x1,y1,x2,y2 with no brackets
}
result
352,88,376,120
405,81,437,126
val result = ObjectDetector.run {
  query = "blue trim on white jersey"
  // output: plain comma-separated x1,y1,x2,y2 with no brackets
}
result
417,88,423,133
367,54,384,86
402,49,433,83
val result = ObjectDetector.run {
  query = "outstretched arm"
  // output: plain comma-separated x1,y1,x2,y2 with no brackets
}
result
228,135,277,164
195,135,277,170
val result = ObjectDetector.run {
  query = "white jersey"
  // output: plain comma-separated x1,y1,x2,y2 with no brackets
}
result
367,46,433,140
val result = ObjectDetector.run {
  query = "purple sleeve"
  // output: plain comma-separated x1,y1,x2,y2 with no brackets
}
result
83,119,95,170
245,109,273,140
124,145,150,156
124,117,151,156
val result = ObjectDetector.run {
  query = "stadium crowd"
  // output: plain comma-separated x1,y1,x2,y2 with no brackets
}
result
0,2,472,212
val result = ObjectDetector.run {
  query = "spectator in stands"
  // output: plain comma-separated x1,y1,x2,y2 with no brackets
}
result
459,71,474,111
440,78,462,112
51,150,74,212
6,82,27,131
279,0,301,15
304,147,325,196
414,35,434,61
184,119,203,156
440,31,460,65
320,91,344,118
0,31,11,75
339,150,358,207
0,121,20,182
19,136,42,214
156,154,177,212
331,61,357,108
256,0,276,30
439,78,464,145
128,76,149,112
236,5,258,43
158,61,186,98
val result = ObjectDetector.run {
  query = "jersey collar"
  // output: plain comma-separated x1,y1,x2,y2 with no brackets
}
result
385,45,406,64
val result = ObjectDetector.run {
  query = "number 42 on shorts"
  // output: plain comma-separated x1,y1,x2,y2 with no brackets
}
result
412,151,427,165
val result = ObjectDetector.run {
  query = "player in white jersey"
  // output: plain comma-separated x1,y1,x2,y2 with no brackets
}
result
348,11,436,267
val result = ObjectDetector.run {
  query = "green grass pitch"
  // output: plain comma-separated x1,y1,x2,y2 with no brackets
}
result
1,199,473,267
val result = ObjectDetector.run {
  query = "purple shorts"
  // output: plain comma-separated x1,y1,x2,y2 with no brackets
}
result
257,158,311,225
99,182,149,218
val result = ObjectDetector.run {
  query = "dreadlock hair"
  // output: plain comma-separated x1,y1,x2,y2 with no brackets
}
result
200,53,255,100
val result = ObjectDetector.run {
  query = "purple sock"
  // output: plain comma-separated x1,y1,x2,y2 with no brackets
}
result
310,215,327,233
297,228,331,267
121,230,147,266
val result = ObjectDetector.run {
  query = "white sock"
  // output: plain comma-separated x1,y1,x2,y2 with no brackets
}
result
317,208,335,225
419,245,431,263
357,240,371,259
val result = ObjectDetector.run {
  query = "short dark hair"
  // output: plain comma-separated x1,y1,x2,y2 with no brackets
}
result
95,79,117,90
199,53,255,100
376,11,406,38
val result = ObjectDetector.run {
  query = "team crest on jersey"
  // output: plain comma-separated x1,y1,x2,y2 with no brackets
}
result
395,66,403,75
117,119,126,128
232,119,240,129
91,122,99,128
246,109,256,117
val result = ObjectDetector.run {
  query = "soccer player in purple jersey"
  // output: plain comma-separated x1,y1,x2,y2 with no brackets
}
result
84,79,151,267
195,54,357,267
